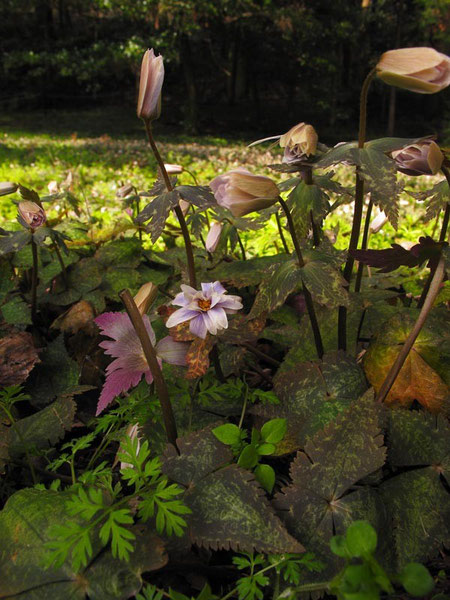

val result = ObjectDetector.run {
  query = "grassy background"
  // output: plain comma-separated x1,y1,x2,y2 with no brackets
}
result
0,108,441,271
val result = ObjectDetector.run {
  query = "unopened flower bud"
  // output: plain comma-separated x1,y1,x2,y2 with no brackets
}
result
205,221,223,252
210,168,279,218
369,211,388,234
117,183,134,198
279,122,318,160
376,47,450,94
164,163,183,175
137,48,164,121
0,182,18,197
179,199,190,217
391,140,444,176
47,180,59,194
18,201,46,229
133,282,158,315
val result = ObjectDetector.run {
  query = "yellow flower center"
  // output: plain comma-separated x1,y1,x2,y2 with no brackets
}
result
198,298,212,312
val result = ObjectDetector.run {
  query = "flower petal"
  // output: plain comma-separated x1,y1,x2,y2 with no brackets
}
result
166,307,200,328
96,369,143,415
156,336,189,366
189,314,208,339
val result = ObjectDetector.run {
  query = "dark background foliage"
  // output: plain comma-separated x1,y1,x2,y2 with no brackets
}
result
0,0,449,138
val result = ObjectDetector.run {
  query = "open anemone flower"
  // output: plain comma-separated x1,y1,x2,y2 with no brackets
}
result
95,312,188,415
166,282,243,339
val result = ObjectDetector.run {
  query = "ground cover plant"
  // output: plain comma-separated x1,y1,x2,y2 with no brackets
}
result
0,46,449,600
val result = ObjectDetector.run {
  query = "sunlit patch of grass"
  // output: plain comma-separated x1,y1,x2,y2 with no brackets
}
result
0,111,443,254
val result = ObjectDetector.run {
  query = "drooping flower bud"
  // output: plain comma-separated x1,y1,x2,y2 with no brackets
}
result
205,221,223,252
210,168,279,218
369,211,388,234
0,182,18,197
133,282,158,316
279,122,318,162
178,199,190,216
376,47,450,94
137,48,165,121
17,201,46,229
116,183,134,198
391,140,444,176
164,163,183,175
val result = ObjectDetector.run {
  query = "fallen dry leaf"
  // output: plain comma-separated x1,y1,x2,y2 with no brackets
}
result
0,331,40,386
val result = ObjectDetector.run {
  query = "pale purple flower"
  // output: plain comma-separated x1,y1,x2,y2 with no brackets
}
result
17,201,46,229
166,282,243,339
164,163,183,175
391,140,443,176
209,168,279,217
94,312,188,415
205,221,223,252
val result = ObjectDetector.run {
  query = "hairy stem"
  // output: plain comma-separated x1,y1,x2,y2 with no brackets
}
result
417,167,450,308
210,344,225,383
275,210,290,254
53,242,68,288
338,67,376,350
144,120,197,288
354,197,373,293
120,289,178,450
30,236,38,322
278,196,324,358
376,257,445,403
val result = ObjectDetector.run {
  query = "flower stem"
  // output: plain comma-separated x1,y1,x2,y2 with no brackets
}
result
278,196,324,359
275,211,289,254
354,197,373,293
210,344,225,382
338,67,376,351
234,226,247,260
143,120,197,288
119,288,178,450
53,242,68,289
376,257,445,404
30,236,38,322
417,166,450,309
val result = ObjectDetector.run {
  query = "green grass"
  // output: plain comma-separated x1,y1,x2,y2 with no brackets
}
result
0,108,442,263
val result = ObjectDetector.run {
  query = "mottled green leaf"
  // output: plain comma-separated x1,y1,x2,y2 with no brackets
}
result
1,296,32,325
387,410,450,482
365,137,425,153
95,238,142,267
301,259,349,308
138,191,180,242
0,230,31,256
288,181,330,238
102,267,141,300
26,335,79,408
209,254,289,288
316,141,358,168
0,489,167,599
162,424,233,487
185,464,304,554
259,352,368,450
248,259,303,318
350,147,399,229
176,185,216,209
381,468,450,569
409,179,449,222
1,393,76,461
275,395,386,578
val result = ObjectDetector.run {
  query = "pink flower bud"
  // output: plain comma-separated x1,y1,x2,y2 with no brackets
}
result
116,183,134,198
164,163,183,175
391,140,444,176
209,168,279,217
376,47,450,94
205,221,223,252
137,49,165,121
279,122,318,160
17,201,46,229
0,182,18,196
